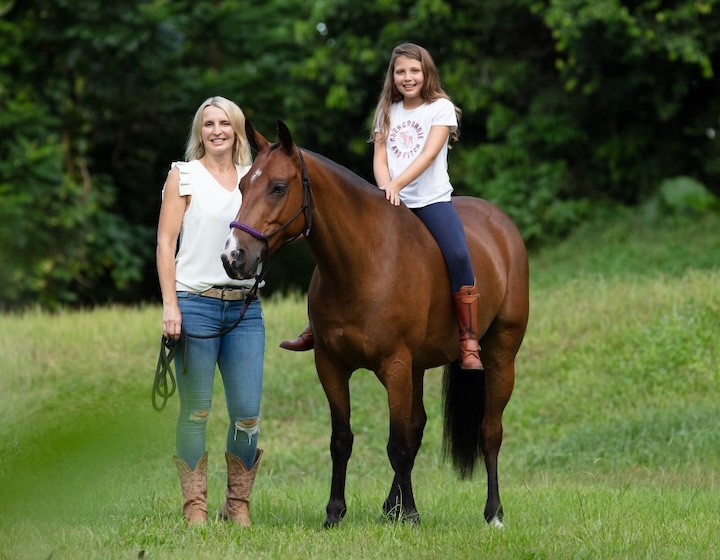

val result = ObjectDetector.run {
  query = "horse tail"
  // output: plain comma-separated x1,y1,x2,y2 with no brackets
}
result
442,360,484,479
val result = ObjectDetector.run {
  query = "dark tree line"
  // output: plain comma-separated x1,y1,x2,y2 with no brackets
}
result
1,0,718,309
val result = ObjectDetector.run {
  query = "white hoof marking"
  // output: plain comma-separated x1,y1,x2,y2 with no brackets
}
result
489,517,504,529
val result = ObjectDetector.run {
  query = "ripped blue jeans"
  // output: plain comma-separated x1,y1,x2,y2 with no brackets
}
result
174,292,265,469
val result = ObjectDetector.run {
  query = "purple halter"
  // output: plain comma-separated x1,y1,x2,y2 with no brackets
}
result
229,221,266,241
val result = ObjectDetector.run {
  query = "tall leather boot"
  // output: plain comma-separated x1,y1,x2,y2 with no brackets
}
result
218,449,263,526
279,324,314,351
174,452,208,525
452,279,484,371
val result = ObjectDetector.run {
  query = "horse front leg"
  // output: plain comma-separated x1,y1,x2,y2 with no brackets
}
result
316,351,353,528
381,361,423,524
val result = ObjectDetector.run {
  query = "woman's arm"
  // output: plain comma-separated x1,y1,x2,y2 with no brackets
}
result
156,166,187,340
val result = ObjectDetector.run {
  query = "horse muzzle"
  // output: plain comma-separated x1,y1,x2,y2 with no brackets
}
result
222,233,261,280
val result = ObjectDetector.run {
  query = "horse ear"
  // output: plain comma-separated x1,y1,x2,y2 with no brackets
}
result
276,120,294,155
245,119,268,153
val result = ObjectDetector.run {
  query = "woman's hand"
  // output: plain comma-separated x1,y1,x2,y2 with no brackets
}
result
162,303,182,341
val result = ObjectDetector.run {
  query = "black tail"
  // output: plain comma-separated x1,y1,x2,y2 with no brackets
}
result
442,360,485,479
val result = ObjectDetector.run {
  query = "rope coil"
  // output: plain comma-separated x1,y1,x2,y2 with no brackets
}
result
152,336,179,412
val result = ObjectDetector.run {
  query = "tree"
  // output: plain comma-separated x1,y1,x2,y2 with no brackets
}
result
0,0,172,308
1,0,717,307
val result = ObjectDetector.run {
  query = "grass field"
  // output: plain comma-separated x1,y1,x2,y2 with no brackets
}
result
1,210,719,559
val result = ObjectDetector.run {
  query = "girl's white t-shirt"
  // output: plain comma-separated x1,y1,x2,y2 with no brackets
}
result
168,160,255,292
384,97,458,208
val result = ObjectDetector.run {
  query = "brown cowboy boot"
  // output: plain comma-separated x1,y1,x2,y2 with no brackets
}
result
279,324,314,351
452,279,484,370
218,449,263,526
174,452,208,525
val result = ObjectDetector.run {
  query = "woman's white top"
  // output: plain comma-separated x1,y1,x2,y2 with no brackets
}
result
384,97,458,208
168,160,256,292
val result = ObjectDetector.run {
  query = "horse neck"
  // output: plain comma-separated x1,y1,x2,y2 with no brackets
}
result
304,156,401,283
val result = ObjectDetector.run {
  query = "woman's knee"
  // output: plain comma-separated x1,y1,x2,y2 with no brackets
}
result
234,417,260,443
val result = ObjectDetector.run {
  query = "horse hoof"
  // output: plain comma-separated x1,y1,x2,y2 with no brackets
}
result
403,512,421,526
489,516,504,529
381,507,420,526
323,518,341,529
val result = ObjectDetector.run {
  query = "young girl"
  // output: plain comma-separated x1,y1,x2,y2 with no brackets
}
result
281,44,482,370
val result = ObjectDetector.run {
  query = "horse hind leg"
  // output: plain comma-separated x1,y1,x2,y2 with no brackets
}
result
478,331,518,528
442,350,513,527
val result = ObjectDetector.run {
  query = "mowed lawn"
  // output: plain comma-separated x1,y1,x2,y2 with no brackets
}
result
0,211,718,559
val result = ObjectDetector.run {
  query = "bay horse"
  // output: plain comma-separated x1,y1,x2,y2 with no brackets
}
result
222,121,529,528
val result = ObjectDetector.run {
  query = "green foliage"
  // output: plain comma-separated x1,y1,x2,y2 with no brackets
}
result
656,175,720,213
1,0,719,307
0,0,162,308
534,0,720,201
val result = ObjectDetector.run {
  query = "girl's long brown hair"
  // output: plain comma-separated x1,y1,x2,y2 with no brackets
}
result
371,43,461,144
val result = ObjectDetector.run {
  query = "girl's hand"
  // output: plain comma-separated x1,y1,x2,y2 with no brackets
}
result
380,182,402,206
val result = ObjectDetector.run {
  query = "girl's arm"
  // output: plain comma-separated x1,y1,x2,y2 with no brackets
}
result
156,166,187,340
375,125,450,206
373,132,392,188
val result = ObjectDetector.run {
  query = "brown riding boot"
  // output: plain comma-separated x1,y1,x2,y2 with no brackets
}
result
174,452,208,525
218,449,263,526
279,324,314,351
452,279,484,371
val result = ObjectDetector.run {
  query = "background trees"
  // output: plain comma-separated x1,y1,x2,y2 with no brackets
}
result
1,0,718,309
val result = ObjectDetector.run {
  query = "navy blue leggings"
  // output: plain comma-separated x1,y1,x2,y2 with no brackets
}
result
412,201,474,292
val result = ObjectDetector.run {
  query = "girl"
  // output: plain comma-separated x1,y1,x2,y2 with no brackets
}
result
281,43,483,371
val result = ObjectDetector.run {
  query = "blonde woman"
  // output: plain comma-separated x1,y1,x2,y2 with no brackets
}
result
157,96,265,525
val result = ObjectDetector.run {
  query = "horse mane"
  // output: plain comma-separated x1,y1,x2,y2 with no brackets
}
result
302,147,381,197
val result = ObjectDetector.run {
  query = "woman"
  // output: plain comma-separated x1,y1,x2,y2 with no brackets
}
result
157,96,265,526
282,43,483,371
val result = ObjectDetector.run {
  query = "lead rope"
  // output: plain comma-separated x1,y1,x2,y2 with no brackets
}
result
152,336,179,412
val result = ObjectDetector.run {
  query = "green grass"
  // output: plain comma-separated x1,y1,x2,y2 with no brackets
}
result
1,212,719,559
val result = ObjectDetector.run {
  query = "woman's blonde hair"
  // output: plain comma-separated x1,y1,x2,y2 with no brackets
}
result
185,96,252,166
371,43,461,144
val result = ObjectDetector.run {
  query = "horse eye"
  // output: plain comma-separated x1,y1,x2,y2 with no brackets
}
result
271,183,287,195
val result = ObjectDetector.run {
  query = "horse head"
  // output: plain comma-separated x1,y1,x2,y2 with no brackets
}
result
222,120,311,280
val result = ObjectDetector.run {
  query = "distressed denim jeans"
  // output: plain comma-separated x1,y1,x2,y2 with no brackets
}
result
174,292,265,468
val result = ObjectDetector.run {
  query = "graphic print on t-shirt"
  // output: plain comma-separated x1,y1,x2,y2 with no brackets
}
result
389,119,425,160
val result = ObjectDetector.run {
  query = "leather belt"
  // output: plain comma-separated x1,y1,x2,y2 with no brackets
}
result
199,286,252,301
